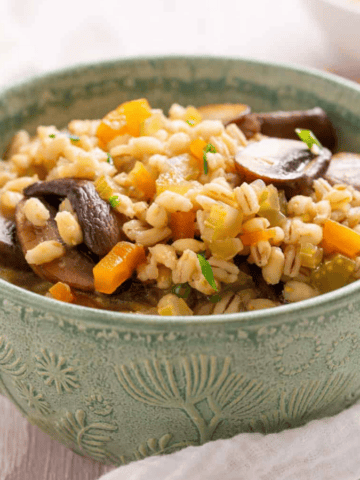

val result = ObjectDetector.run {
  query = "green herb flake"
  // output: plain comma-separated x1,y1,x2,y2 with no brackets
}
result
209,293,222,303
186,119,195,126
202,143,216,175
109,195,120,208
69,134,80,142
49,134,56,138
107,153,113,164
171,283,191,299
197,253,218,291
295,129,323,152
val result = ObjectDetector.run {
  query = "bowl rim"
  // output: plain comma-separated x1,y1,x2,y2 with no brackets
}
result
2,53,360,98
0,273,356,329
2,54,360,328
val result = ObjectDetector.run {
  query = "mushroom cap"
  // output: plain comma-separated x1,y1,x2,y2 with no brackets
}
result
24,178,122,257
0,214,29,270
197,103,250,123
235,137,332,196
15,198,95,291
325,152,360,190
228,107,337,152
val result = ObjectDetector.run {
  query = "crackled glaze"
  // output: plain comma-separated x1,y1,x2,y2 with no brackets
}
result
1,57,360,465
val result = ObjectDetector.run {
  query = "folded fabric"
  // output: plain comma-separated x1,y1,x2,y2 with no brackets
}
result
98,402,360,480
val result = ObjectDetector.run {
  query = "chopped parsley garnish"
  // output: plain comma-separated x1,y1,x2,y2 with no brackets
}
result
197,253,218,291
186,119,195,126
49,134,56,138
209,293,222,303
69,134,80,142
171,283,191,299
295,129,323,153
108,195,120,208
202,143,216,174
107,153,113,164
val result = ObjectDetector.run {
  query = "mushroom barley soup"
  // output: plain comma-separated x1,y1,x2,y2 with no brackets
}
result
0,99,359,315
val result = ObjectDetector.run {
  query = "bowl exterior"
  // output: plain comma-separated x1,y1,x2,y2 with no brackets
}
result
1,285,360,465
1,57,360,464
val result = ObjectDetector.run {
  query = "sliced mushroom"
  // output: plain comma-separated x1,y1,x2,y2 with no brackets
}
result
15,198,95,291
229,108,337,151
197,103,250,123
24,179,122,257
229,113,261,139
0,214,30,269
234,138,332,196
24,178,76,197
324,153,360,190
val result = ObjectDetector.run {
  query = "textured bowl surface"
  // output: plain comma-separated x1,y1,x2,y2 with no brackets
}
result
1,56,360,465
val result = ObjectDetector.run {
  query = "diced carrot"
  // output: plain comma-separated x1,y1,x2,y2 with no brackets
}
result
190,138,207,170
240,228,276,246
190,138,207,159
96,99,152,148
93,242,146,294
127,161,156,199
122,99,152,137
320,236,337,256
321,219,360,258
170,211,196,240
49,282,75,303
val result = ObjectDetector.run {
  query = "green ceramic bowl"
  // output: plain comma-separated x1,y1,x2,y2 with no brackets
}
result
1,56,360,466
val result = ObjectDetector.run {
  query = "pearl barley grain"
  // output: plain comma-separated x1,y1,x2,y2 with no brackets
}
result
25,241,66,265
55,211,83,246
23,198,50,227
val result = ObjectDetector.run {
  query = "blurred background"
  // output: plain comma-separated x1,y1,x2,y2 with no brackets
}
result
0,0,358,89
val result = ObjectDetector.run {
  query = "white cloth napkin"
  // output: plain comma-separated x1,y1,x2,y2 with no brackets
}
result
98,402,360,480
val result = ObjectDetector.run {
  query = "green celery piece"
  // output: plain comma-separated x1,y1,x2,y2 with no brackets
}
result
300,243,323,269
310,254,356,293
258,185,279,211
260,209,287,227
258,185,286,226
